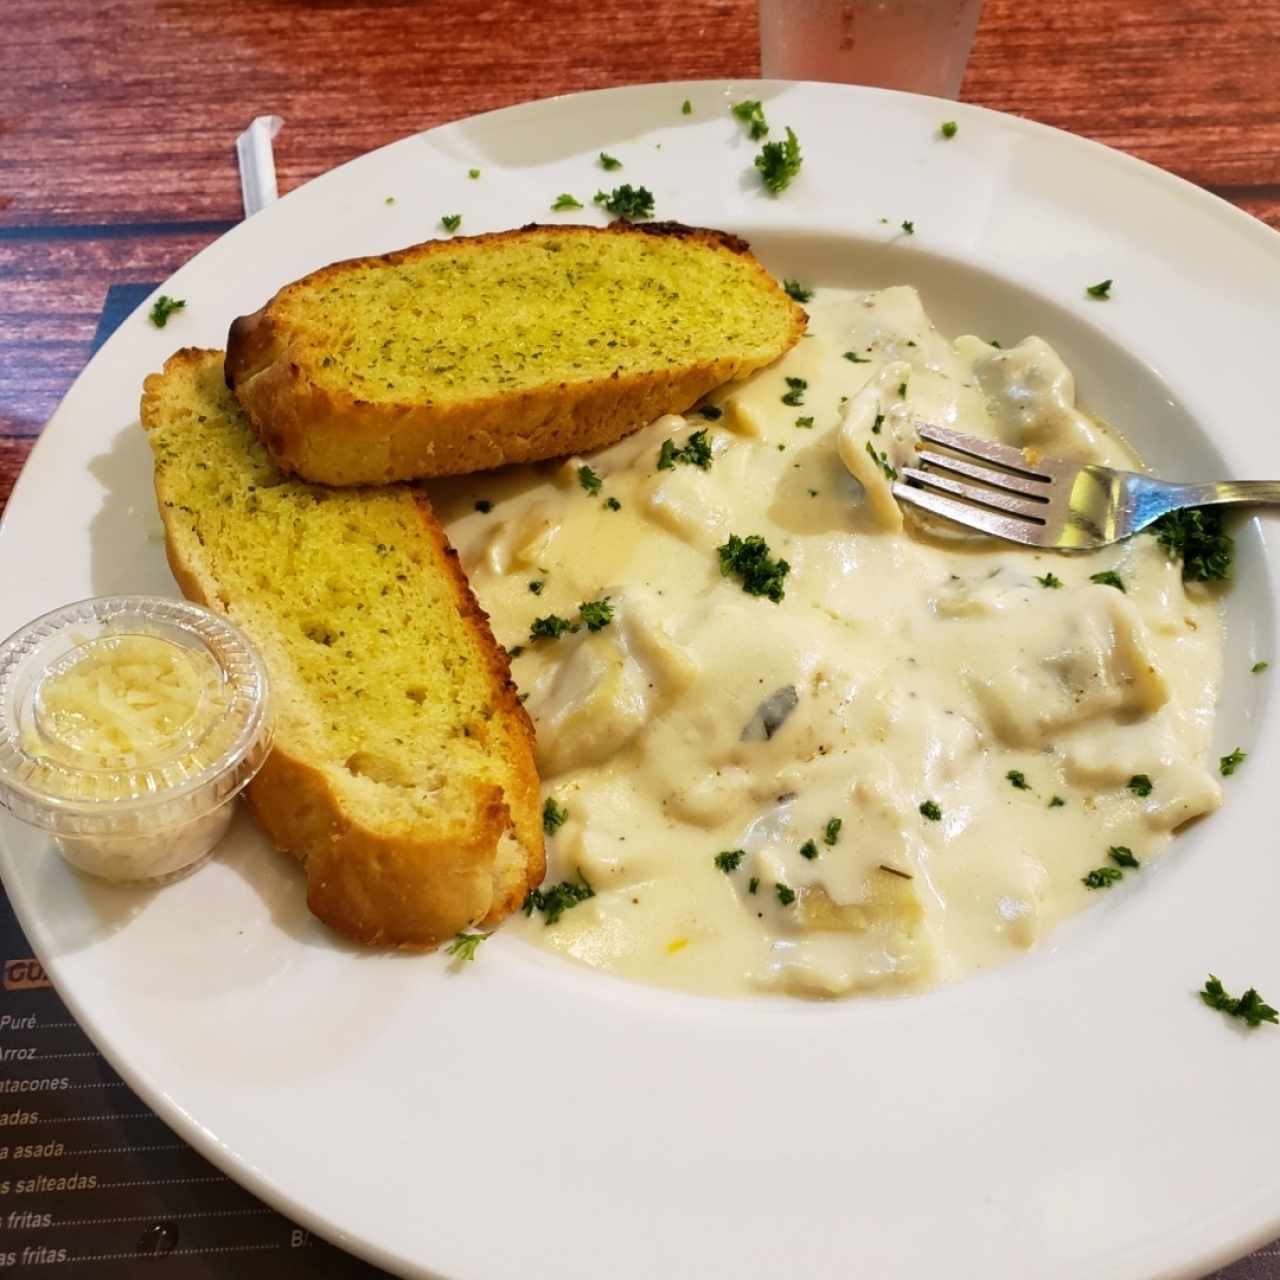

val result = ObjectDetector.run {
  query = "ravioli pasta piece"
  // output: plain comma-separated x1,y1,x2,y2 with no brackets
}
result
965,589,1169,748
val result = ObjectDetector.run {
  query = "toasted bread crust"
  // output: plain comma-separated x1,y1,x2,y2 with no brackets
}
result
226,221,806,486
144,349,544,948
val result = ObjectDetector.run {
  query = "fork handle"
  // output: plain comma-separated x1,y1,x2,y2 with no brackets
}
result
1164,480,1280,511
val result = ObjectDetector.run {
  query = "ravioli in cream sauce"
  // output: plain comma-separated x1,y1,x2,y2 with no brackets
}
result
434,286,1224,998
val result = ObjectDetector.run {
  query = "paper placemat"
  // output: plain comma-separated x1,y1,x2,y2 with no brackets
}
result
0,283,1273,1278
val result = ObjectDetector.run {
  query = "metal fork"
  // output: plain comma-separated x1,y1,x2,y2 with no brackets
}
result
891,423,1280,550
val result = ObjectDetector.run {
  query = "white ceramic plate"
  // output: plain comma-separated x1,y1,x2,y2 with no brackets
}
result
3,81,1280,1280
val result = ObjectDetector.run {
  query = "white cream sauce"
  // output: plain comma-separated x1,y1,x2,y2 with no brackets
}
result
432,286,1224,998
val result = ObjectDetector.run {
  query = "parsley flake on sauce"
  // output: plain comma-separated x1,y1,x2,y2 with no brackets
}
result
1220,747,1247,776
1049,796,1066,808
865,441,897,481
551,193,584,211
824,817,842,845
748,876,760,895
604,496,622,511
1083,866,1124,889
871,411,884,434
715,849,746,873
900,220,915,235
577,464,602,495
775,882,796,906
1127,774,1153,797
657,429,713,471
599,152,622,170
919,800,942,821
593,184,654,220
149,295,186,328
445,931,491,962
1086,279,1113,299
473,499,493,513
799,839,819,861
578,597,615,632
542,797,569,835
781,376,808,406
1090,570,1125,592
1253,660,1269,673
1150,508,1233,582
1006,770,1030,790
717,534,791,603
697,404,723,420
755,127,802,194
681,98,692,115
731,98,769,139
784,279,813,303
440,213,462,232
1201,975,1278,1028
1109,846,1140,868
524,872,595,926
940,120,958,139
1036,572,1063,588
844,350,871,363
468,168,480,179
794,416,814,429
528,579,545,595
530,614,579,642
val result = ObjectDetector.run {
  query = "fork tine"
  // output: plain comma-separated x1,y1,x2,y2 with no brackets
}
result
916,423,1052,479
891,482,1048,546
915,449,1051,499
899,467,1050,521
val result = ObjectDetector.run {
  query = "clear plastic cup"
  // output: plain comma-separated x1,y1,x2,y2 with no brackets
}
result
0,596,271,886
759,0,984,99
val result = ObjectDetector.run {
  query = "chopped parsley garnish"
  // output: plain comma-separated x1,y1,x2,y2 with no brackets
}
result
871,411,884,434
864,441,897,481
681,98,692,115
1083,866,1124,889
748,876,760,895
717,533,790,603
1036,572,1063,588
900,220,915,235
1201,975,1278,1028
542,797,569,835
843,350,870,363
148,295,186,328
1089,570,1125,592
524,871,594,925
657,428,713,471
578,597,614,632
605,496,622,511
775,882,796,906
799,838,819,861
1109,846,1140,868
715,849,746,873
919,800,942,821
1006,770,1030,790
1127,774,1153,797
599,152,622,170
897,380,908,397
593,184,654,220
530,614,579,641
781,376,808,406
577,464,602,495
468,168,480,179
528,579,545,595
384,196,396,205
697,405,723,420
823,817,842,846
1049,795,1066,808
783,279,813,303
551,193,584,211
445,931,491,962
1253,660,1269,673
474,499,493,513
940,120,958,138
731,98,769,139
440,213,462,232
1220,747,1247,776
1086,278,1112,299
507,645,524,659
755,126,802,194
794,416,814,429
1150,507,1233,582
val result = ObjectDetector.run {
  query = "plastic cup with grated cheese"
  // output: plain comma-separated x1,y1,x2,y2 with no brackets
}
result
0,596,271,885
